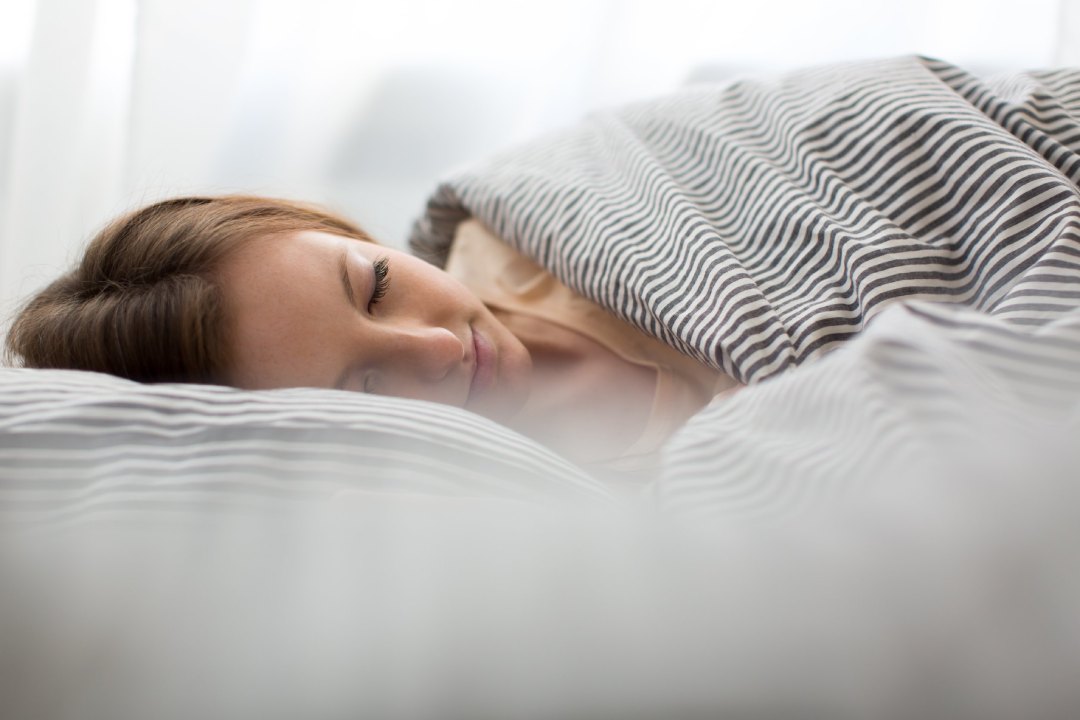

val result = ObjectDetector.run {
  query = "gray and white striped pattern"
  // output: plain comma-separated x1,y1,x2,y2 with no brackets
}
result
412,56,1080,385
0,368,615,522
656,300,1080,520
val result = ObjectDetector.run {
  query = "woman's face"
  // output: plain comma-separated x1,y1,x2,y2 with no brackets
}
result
217,230,533,422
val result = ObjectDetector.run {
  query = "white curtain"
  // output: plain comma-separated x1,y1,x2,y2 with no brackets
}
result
1,0,1077,339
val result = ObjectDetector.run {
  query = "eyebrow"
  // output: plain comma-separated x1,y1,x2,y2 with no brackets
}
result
338,248,357,308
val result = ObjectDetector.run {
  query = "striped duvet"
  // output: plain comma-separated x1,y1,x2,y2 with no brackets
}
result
411,55,1080,385
412,54,1080,513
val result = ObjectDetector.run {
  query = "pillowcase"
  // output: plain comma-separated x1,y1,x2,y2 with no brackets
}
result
0,367,615,521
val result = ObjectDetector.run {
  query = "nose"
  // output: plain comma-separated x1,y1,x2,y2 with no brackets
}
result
384,324,465,383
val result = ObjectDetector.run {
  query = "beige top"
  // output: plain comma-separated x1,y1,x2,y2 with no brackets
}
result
446,219,740,474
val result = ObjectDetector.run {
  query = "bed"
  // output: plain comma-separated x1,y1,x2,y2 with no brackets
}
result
3,55,1080,718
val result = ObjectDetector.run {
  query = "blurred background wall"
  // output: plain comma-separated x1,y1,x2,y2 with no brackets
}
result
1,0,1078,339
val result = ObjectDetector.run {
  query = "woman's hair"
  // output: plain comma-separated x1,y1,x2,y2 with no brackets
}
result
4,195,373,384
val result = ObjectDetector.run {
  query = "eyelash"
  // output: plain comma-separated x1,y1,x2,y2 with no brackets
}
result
370,256,391,307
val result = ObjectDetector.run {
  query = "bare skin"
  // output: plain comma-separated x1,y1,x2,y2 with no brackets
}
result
217,230,655,462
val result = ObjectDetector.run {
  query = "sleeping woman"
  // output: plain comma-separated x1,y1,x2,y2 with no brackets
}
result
9,57,1076,474
5,195,740,473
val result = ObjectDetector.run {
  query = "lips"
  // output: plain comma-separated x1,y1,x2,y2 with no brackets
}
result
468,326,496,404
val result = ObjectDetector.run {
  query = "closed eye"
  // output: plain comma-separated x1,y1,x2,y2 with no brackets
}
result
370,256,390,307
338,250,390,310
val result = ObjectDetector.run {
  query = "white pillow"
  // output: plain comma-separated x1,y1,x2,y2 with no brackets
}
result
0,367,615,519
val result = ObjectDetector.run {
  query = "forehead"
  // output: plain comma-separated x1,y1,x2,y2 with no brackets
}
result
216,231,347,388
222,230,340,280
